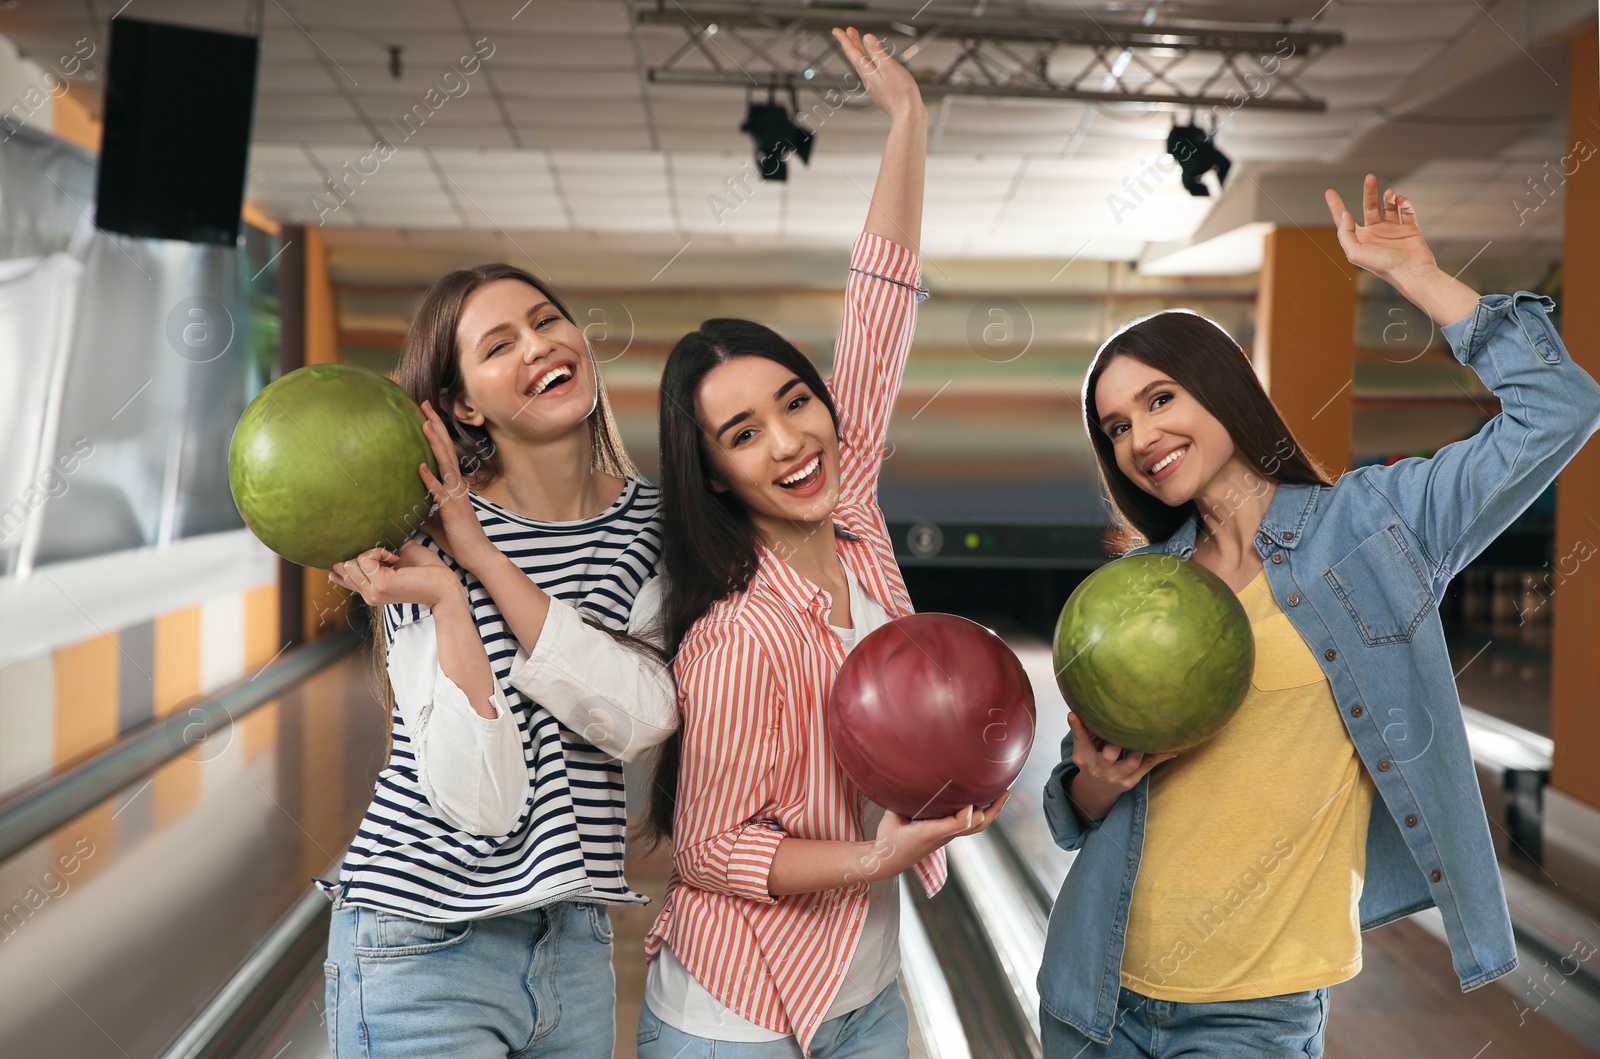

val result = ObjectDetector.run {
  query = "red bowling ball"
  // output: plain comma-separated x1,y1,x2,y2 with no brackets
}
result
828,613,1037,820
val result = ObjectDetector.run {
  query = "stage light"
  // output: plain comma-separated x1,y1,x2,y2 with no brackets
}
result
740,89,814,182
1166,122,1231,197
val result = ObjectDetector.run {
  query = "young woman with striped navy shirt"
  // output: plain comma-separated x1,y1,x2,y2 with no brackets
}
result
323,263,677,1058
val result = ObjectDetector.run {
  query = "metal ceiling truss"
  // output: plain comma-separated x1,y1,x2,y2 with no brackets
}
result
639,3,1342,113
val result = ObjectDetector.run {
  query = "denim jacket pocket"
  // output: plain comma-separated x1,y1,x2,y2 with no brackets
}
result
1323,525,1433,646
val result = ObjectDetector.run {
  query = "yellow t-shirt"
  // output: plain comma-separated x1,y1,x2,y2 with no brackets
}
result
1119,569,1376,1002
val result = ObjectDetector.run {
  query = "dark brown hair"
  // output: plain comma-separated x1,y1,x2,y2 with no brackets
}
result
641,318,840,847
393,263,634,484
1083,309,1333,551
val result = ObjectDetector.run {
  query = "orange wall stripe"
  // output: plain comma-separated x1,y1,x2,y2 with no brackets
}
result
51,633,119,768
153,607,202,718
244,583,281,670
51,90,100,153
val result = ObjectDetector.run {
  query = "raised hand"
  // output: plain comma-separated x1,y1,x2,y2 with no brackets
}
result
329,541,459,610
1325,173,1481,327
1324,174,1438,284
417,400,497,574
833,27,924,123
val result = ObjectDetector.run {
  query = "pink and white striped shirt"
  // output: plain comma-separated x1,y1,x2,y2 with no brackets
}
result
643,233,944,1052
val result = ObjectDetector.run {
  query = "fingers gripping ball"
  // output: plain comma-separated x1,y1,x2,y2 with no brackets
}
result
1053,554,1254,754
229,365,438,570
828,614,1037,820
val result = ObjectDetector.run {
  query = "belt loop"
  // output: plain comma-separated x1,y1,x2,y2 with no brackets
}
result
329,880,350,910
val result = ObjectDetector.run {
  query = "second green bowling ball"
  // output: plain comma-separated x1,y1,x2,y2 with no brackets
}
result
1053,553,1254,753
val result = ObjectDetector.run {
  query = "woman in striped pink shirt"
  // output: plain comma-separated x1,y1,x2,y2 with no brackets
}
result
637,28,1008,1059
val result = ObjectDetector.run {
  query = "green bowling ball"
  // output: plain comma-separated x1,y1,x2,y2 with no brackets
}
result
228,364,437,569
1052,553,1254,753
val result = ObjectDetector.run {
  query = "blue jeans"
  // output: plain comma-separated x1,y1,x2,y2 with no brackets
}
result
325,895,616,1059
1041,986,1329,1059
637,982,910,1059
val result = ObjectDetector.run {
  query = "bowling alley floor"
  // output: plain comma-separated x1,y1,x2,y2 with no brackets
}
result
6,638,1593,1059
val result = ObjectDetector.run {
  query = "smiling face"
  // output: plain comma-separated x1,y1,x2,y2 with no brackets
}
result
694,354,840,531
449,278,596,442
1093,353,1240,506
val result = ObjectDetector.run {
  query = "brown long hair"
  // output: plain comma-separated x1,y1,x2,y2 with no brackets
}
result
371,264,640,728
393,263,635,484
1083,310,1333,551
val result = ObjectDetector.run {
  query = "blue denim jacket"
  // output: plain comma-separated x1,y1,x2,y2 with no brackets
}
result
1038,292,1600,1043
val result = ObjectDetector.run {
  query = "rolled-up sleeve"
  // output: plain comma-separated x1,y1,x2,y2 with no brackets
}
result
1367,292,1600,586
833,233,925,507
1041,731,1099,852
671,621,786,903
387,617,530,838
506,579,678,762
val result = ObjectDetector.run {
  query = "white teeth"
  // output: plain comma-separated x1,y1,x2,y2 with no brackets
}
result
1149,447,1186,475
780,455,820,485
529,365,572,396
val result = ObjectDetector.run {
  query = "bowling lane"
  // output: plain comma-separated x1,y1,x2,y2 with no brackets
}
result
0,650,387,1059
998,634,1597,1059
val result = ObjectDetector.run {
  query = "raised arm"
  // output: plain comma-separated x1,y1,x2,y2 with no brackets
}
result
1326,176,1600,583
836,28,926,256
830,28,928,506
414,402,679,759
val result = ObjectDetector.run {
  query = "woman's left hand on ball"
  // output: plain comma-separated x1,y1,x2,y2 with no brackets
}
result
329,542,458,609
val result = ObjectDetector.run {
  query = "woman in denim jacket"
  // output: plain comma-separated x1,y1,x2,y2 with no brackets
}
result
1039,174,1600,1057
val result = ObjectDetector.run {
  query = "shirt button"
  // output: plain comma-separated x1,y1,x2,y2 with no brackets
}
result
1378,759,1391,771
1271,553,1283,564
1430,869,1442,883
1324,648,1337,660
1282,531,1294,541
1351,705,1363,717
1287,594,1300,606
1405,814,1417,827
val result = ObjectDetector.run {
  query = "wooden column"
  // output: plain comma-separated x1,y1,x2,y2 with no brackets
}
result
299,227,354,639
1253,228,1358,477
272,225,353,642
276,227,307,649
1548,28,1600,815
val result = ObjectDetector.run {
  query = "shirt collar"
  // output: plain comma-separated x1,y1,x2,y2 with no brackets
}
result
752,522,862,615
1162,482,1322,557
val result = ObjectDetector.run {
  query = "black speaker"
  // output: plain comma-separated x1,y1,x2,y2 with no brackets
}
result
95,17,259,245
